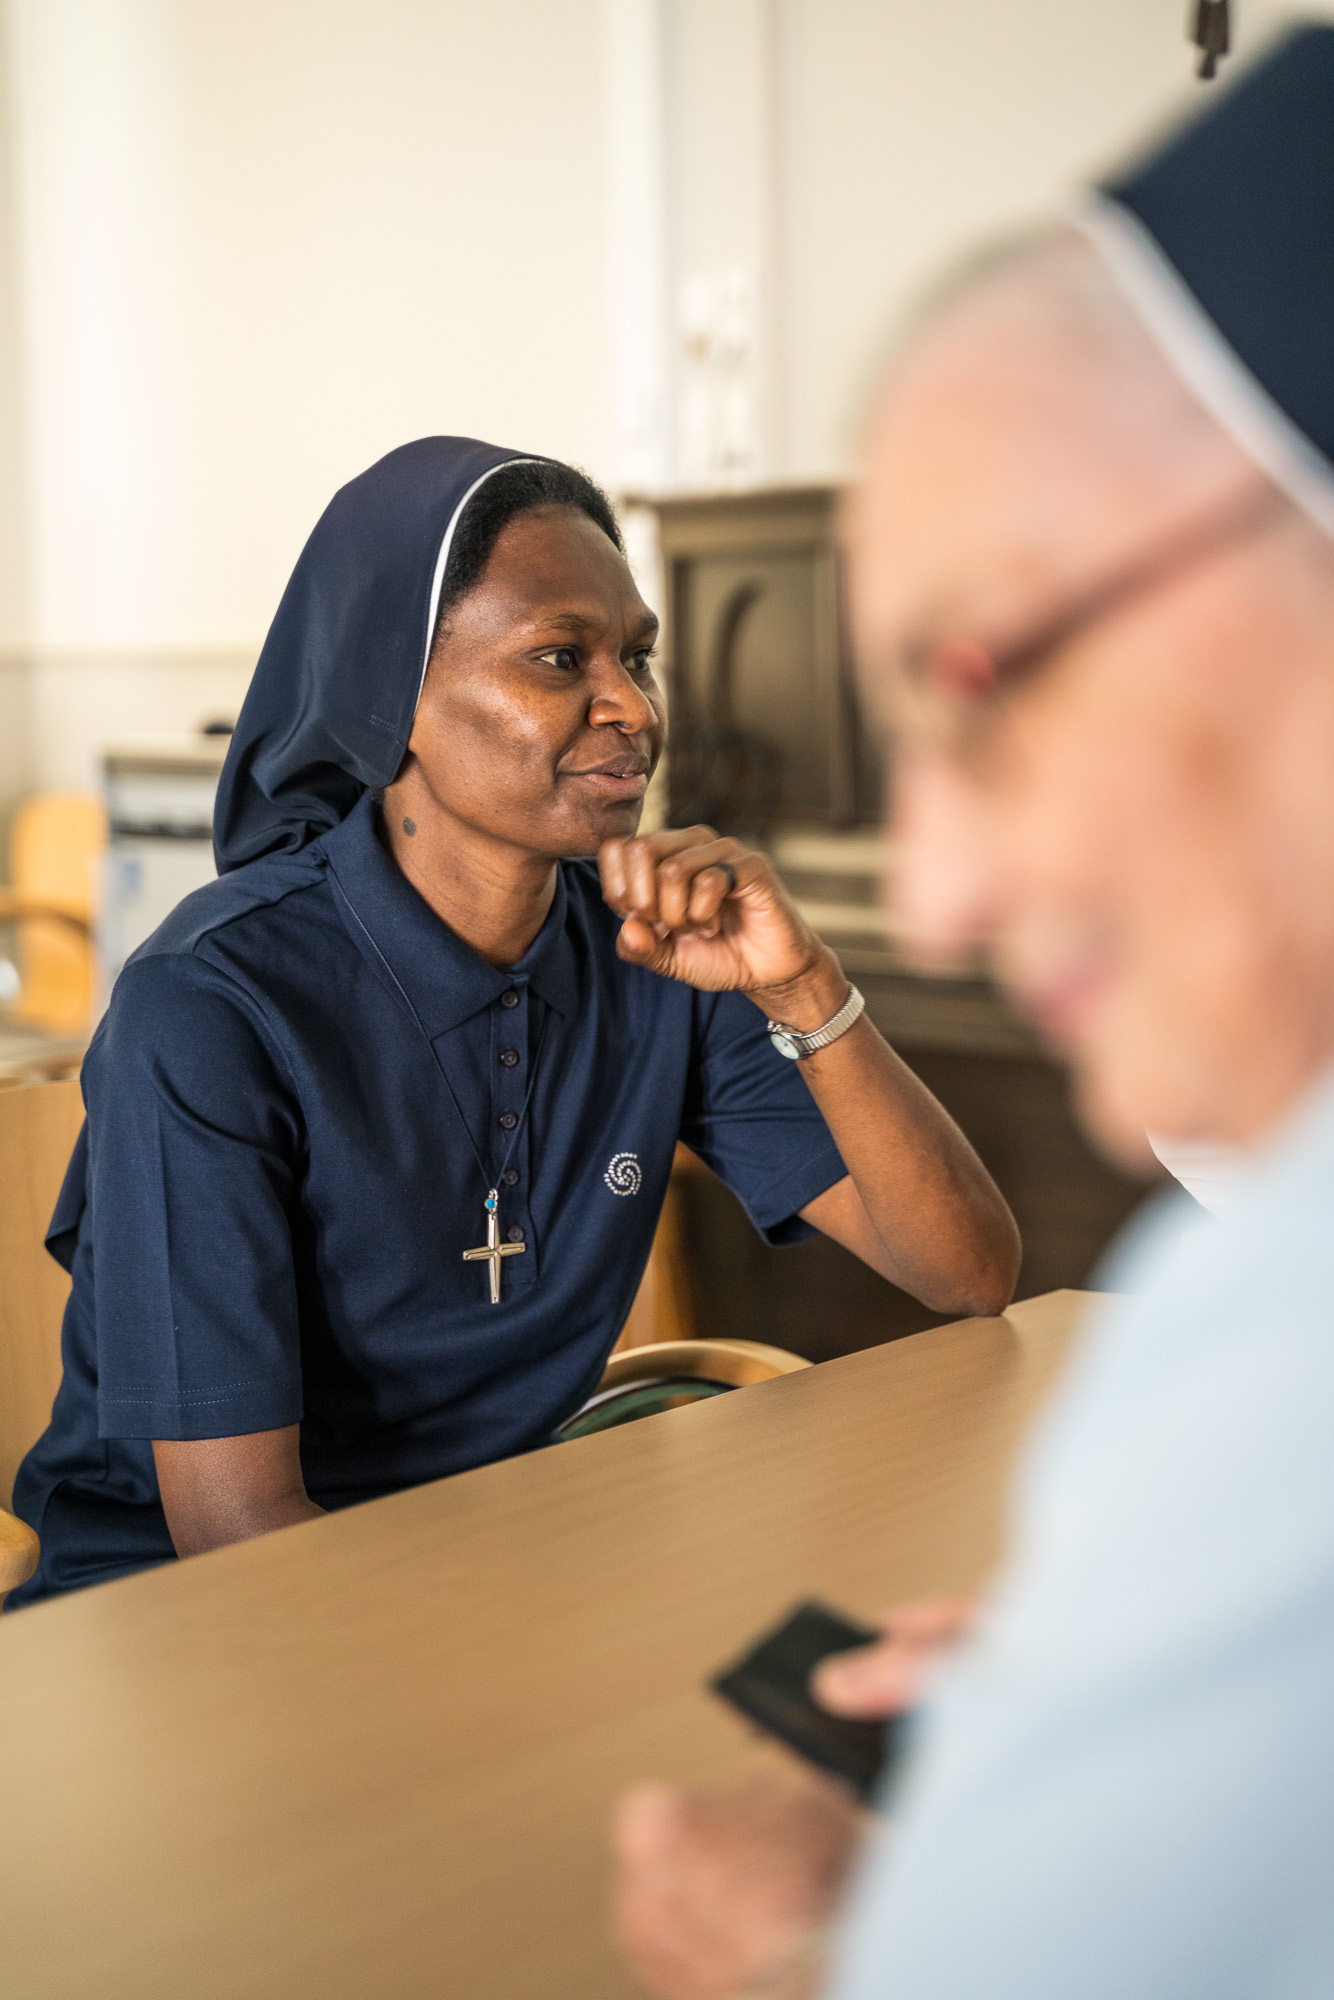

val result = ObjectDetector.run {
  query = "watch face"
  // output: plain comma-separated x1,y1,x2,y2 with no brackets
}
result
769,1029,803,1061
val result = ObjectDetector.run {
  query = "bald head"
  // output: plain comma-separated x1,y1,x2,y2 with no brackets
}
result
848,226,1334,1159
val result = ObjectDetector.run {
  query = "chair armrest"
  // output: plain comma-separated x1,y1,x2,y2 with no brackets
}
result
0,1506,40,1594
0,890,91,935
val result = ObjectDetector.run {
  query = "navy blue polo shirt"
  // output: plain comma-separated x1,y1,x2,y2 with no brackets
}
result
9,794,846,1606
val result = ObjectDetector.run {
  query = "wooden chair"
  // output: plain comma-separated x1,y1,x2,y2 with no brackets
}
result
560,1337,810,1441
611,1144,704,1353
0,1078,84,1595
589,1145,814,1435
0,792,107,1035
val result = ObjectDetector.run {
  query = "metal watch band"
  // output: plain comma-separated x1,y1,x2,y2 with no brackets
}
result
766,983,865,1061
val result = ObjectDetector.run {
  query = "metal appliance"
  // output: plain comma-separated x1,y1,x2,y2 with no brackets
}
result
99,737,229,1005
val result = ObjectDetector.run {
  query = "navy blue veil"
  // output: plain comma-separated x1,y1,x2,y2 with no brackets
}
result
214,437,537,874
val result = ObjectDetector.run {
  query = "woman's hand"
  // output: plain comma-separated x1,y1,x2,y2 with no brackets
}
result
598,826,832,1013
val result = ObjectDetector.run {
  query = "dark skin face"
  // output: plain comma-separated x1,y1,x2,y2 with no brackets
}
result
382,504,665,964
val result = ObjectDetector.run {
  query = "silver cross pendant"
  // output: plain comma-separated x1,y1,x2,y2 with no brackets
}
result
462,1189,526,1304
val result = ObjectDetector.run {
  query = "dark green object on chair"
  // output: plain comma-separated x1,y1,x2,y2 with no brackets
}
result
558,1338,809,1442
559,1376,732,1440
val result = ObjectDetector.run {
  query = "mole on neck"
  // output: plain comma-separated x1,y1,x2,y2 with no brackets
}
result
377,797,558,969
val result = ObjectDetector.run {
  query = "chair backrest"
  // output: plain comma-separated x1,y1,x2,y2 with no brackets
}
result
609,1149,699,1354
559,1337,810,1440
0,1079,83,1509
9,792,106,1032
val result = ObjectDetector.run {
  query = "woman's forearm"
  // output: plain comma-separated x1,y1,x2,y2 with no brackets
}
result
758,948,1021,1317
153,1425,325,1559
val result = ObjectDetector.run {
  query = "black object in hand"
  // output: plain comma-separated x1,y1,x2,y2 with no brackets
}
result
710,1599,903,1806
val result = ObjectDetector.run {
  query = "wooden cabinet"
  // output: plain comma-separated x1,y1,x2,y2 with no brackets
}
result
642,485,882,830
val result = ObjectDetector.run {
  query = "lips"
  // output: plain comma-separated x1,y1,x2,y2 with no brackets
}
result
563,757,650,780
561,755,650,797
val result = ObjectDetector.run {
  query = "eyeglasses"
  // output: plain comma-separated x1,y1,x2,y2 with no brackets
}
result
902,477,1295,724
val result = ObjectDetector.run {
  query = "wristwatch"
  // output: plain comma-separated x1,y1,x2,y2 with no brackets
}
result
766,983,865,1060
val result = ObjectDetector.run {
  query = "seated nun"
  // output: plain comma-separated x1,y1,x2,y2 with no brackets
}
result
7,441,1019,1606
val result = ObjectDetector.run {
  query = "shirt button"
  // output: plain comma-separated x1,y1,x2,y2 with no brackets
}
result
499,1048,520,1068
506,1225,525,1243
501,1168,520,1187
500,989,520,1009
499,1111,518,1131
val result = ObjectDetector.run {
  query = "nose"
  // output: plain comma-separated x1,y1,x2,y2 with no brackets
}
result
587,654,660,737
889,747,999,968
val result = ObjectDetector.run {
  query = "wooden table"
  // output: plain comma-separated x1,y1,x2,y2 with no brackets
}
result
0,1290,1091,1999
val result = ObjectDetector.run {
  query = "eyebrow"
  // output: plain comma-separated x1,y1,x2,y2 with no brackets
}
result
535,610,660,641
908,478,1289,689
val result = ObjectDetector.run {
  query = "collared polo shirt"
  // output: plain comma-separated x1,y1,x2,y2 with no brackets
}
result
9,793,846,1606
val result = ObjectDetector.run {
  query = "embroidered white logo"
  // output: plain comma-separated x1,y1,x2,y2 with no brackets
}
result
604,1152,642,1197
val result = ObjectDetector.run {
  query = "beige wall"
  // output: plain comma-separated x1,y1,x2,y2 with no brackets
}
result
6,0,613,650
775,0,1332,476
0,17,28,853
0,11,26,649
632,0,1334,484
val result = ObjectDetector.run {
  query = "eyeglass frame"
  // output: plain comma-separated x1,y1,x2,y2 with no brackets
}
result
896,476,1297,739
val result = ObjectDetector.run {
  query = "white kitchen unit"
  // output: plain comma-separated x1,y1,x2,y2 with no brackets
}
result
99,737,229,1004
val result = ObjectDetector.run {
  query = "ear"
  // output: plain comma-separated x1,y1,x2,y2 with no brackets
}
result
404,651,447,754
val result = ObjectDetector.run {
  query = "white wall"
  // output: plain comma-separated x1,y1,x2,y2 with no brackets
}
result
5,0,614,650
669,0,1334,483
0,11,29,842
0,0,1328,835
776,0,1198,475
0,0,614,826
0,6,25,645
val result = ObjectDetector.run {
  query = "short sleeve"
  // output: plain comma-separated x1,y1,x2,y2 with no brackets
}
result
680,990,847,1244
86,951,306,1441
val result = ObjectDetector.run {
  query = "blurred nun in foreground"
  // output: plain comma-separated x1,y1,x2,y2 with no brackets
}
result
615,28,1334,1999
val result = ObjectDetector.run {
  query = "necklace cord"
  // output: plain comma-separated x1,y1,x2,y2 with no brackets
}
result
327,863,551,1201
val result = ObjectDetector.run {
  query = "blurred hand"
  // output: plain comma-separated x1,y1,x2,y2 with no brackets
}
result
613,1773,861,2000
813,1597,978,1720
610,1602,978,1997
599,827,836,1012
